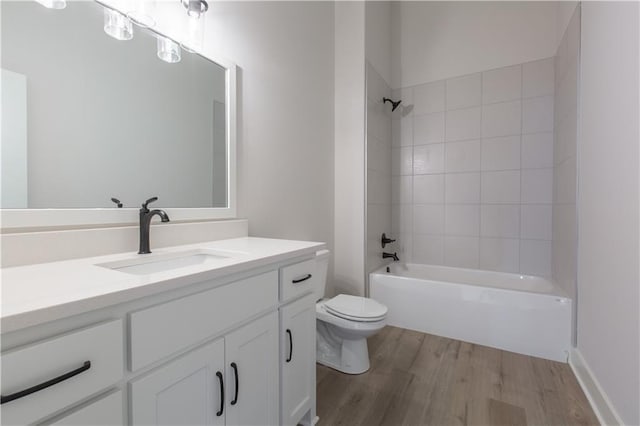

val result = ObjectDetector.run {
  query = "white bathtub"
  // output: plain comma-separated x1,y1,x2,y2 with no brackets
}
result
369,263,572,362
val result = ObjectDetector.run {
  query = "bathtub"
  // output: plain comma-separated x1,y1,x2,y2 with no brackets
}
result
369,263,571,362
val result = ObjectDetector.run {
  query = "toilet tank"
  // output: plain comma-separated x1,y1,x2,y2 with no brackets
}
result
314,249,330,301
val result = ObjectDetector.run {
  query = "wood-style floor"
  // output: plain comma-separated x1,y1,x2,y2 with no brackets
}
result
316,326,599,426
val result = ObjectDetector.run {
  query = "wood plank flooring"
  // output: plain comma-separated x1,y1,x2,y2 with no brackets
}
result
316,326,599,426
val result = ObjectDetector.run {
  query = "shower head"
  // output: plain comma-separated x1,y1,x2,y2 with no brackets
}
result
383,97,402,112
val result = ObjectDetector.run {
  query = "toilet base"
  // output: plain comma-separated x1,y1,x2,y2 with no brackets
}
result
316,322,371,374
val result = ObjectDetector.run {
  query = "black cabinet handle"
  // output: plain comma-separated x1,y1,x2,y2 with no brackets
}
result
1,361,91,405
292,274,312,284
215,371,224,416
286,329,293,363
230,362,239,405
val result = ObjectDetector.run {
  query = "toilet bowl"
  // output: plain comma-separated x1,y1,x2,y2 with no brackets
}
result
314,250,388,374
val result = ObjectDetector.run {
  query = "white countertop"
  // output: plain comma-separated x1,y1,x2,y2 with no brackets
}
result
1,237,325,334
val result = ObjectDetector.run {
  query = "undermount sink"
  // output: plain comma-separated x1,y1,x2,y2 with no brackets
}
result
97,249,241,275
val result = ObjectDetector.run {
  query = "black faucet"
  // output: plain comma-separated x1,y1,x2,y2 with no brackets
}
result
138,197,170,254
383,252,399,261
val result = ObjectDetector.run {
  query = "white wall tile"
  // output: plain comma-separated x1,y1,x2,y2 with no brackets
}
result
414,204,445,235
520,239,551,277
521,168,552,203
481,135,521,171
400,117,414,146
481,170,520,203
389,56,557,278
482,100,522,138
445,107,482,141
413,235,444,265
444,236,479,268
482,64,522,104
480,238,520,273
445,140,481,172
480,204,520,238
523,58,555,98
446,73,481,110
414,112,445,145
398,233,413,262
413,174,445,204
522,133,554,169
392,204,413,234
413,80,445,115
392,146,412,176
392,175,413,204
523,96,554,133
521,204,552,240
445,204,480,236
413,143,445,174
445,172,481,203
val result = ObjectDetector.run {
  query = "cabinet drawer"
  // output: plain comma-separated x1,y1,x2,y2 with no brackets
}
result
280,259,316,302
130,271,278,371
50,390,123,426
0,320,123,426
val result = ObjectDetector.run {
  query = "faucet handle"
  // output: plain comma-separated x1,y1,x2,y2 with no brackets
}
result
142,197,158,210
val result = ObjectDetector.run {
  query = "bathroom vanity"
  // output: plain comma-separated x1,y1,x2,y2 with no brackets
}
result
1,237,323,426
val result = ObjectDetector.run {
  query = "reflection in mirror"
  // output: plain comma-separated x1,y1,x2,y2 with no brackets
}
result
1,1,227,209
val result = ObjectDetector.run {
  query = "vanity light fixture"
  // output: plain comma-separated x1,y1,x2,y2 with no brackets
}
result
157,36,181,63
104,8,133,41
35,0,66,9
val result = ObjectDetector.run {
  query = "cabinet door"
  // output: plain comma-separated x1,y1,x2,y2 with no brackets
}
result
280,294,316,426
224,312,279,426
130,338,225,426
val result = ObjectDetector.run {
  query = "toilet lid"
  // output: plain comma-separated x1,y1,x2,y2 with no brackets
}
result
324,295,388,321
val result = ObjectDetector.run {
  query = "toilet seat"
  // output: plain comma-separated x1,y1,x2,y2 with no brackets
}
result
324,295,388,322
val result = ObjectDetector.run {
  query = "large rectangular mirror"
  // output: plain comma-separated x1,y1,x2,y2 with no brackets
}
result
1,0,236,229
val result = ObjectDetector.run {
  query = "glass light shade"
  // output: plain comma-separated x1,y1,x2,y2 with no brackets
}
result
35,0,66,9
104,8,133,41
180,14,205,53
126,0,156,28
157,36,181,63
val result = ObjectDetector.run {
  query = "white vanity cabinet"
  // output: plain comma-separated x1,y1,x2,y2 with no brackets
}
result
1,238,324,426
280,294,316,426
279,262,318,426
131,312,279,426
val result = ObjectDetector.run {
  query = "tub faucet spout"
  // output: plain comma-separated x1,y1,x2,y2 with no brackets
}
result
383,252,399,262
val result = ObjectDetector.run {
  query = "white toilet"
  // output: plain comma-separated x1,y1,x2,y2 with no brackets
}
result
314,250,388,374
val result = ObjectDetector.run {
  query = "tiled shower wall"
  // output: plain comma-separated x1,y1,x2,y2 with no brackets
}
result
366,63,393,275
553,7,580,306
390,58,556,276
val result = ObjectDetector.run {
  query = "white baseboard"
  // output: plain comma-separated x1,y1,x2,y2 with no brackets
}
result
569,348,624,425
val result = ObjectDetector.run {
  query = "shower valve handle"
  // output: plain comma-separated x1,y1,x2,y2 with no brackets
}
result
381,233,396,248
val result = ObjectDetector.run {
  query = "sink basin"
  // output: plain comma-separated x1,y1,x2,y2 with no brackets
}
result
97,249,237,275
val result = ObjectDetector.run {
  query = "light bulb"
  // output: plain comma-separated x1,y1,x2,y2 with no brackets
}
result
157,36,181,63
104,8,133,41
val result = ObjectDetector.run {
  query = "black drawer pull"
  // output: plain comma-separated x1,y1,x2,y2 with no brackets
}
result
286,329,293,363
292,274,312,284
216,371,224,416
1,361,91,405
230,362,239,405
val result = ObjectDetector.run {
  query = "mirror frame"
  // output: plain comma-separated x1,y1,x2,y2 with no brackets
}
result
0,10,237,231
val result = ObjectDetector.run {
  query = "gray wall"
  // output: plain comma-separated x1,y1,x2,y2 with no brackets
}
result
577,2,640,424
